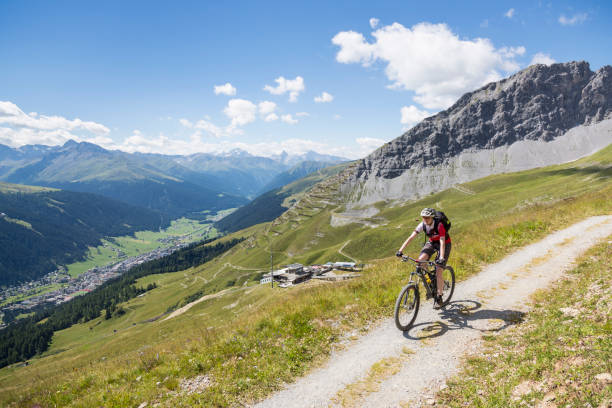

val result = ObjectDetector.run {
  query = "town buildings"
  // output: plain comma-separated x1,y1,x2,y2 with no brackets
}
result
260,262,361,287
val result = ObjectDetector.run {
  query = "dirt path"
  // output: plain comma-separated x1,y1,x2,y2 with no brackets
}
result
162,287,236,321
254,215,612,408
338,240,359,263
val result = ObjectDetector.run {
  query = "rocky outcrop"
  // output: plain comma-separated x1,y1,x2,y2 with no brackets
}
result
342,61,612,206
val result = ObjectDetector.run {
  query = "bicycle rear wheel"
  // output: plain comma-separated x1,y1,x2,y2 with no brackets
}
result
439,266,455,306
394,284,420,331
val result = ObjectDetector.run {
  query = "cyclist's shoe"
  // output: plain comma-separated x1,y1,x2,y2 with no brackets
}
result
434,294,444,309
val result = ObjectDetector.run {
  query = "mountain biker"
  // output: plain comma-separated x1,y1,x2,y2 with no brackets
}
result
396,207,451,308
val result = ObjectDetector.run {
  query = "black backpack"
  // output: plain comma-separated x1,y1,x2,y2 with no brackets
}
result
423,210,451,238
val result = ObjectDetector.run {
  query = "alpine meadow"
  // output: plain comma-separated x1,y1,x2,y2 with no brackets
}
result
1,2,611,408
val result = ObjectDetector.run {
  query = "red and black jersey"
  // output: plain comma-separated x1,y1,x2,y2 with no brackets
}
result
414,221,451,243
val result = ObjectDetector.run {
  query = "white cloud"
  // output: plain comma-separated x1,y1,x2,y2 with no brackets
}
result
333,31,376,66
314,92,334,103
281,114,298,125
295,112,310,117
214,82,237,96
264,76,305,102
558,13,588,26
530,52,556,66
333,114,342,120
332,22,525,110
0,100,111,147
369,18,380,29
258,101,277,115
264,113,279,122
504,8,515,19
179,118,193,128
119,130,169,153
180,115,237,138
223,98,257,127
194,119,226,138
400,105,431,129
356,137,386,153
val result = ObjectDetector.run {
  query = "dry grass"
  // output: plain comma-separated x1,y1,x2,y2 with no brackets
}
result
332,355,408,408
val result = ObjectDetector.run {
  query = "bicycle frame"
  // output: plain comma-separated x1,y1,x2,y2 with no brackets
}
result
403,256,438,299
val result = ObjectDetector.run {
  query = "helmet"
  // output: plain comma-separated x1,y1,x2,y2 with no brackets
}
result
420,207,435,217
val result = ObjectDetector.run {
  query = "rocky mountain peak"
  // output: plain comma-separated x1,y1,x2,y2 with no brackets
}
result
338,61,612,208
355,61,611,181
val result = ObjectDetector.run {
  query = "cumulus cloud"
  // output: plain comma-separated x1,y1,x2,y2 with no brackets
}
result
530,52,556,66
0,100,111,147
214,83,237,96
179,118,193,128
118,130,170,153
314,92,334,103
264,113,279,122
281,114,298,125
258,101,277,115
356,137,386,153
332,22,525,110
504,8,515,19
400,105,431,129
194,119,226,138
224,98,257,127
264,76,305,102
295,112,310,117
558,13,588,26
179,115,233,138
369,18,379,28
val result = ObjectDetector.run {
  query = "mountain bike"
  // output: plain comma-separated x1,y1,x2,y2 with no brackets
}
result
394,255,455,331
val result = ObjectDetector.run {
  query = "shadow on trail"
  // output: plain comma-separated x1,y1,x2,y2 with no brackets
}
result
402,299,525,341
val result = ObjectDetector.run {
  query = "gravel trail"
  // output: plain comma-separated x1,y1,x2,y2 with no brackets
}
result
253,215,612,408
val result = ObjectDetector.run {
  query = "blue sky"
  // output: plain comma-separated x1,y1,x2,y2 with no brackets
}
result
1,0,610,158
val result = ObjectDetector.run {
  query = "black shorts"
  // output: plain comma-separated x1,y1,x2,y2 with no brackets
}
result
420,241,451,266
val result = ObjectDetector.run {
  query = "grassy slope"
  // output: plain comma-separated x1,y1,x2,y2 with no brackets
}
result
437,236,611,408
0,182,58,193
214,162,351,233
1,144,611,406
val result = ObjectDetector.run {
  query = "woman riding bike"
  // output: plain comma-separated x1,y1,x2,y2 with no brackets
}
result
396,207,452,308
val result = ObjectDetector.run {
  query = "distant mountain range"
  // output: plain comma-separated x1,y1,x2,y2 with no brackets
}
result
0,141,347,218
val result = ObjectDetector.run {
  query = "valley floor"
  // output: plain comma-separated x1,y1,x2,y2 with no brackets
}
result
254,215,612,408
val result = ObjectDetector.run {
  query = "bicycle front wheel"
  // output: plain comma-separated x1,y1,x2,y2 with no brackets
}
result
439,266,455,306
394,284,420,331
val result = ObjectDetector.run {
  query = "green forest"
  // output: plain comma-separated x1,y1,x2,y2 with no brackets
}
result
0,189,169,285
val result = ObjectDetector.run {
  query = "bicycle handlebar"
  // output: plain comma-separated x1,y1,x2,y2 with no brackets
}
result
401,255,434,266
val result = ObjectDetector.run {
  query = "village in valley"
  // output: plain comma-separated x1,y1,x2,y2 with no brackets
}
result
0,228,363,328
0,239,192,329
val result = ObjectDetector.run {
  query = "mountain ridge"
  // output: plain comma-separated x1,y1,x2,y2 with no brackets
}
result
341,61,612,206
0,141,347,216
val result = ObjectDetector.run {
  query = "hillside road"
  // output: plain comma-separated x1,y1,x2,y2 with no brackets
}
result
253,215,612,408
